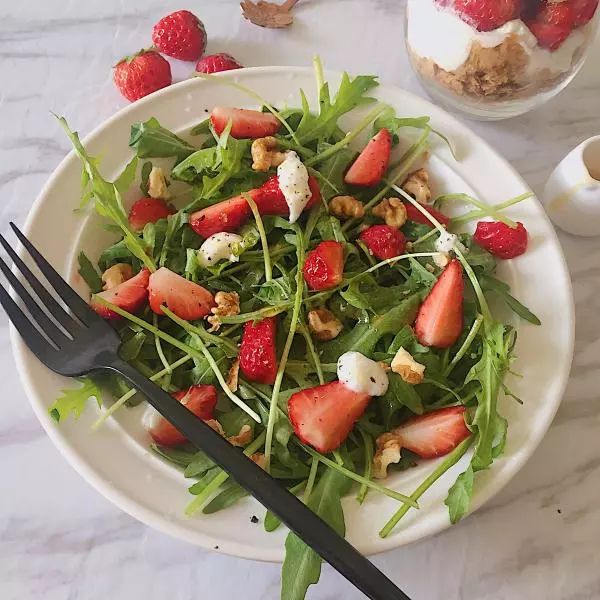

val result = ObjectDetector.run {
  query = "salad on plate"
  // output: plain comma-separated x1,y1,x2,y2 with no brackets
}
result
50,59,539,599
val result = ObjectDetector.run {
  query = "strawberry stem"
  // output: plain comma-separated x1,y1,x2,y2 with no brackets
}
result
91,354,193,430
379,436,473,538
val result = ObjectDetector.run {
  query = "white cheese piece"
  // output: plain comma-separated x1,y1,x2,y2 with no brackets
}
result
197,232,244,267
277,151,311,224
337,351,389,396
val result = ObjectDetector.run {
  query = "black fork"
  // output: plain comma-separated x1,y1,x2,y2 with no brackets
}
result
0,222,413,600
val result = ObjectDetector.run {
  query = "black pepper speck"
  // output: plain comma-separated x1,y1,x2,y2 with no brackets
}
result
250,515,259,524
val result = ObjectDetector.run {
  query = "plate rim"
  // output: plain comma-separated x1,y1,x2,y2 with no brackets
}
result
10,66,575,562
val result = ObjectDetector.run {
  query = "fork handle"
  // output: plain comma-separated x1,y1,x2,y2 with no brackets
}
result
108,358,412,600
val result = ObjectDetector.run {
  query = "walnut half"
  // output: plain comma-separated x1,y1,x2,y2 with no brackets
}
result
372,197,408,229
148,166,170,200
329,195,365,219
391,347,425,385
251,136,286,172
207,291,240,332
373,433,403,479
308,308,343,341
101,263,133,290
402,168,431,205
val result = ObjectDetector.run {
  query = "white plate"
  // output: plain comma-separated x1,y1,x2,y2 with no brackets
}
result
11,67,574,562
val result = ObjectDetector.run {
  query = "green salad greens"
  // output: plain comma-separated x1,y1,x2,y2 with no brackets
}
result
50,58,538,600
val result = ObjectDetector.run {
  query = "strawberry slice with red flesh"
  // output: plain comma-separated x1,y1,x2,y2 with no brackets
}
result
404,202,450,228
253,175,321,216
148,267,215,320
90,268,150,319
149,384,218,447
210,106,281,139
359,225,407,261
393,406,470,459
473,220,528,259
415,259,464,349
344,128,392,187
302,240,344,291
189,194,252,238
288,380,371,453
128,197,175,232
239,316,278,384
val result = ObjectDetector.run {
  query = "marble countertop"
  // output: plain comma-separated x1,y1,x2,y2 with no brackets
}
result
1,1,600,599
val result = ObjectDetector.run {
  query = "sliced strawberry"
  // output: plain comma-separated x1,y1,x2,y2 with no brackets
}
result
393,406,470,459
303,240,344,291
473,220,528,259
189,195,252,238
359,225,407,261
148,267,214,320
288,380,371,453
149,384,218,447
572,0,599,27
90,268,150,319
254,175,321,216
344,128,392,187
453,0,521,32
128,197,175,232
526,1,575,50
404,202,450,228
210,106,281,139
239,316,278,384
415,259,464,348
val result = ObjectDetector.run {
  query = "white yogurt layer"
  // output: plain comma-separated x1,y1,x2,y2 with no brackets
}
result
277,151,311,224
407,0,586,74
337,351,389,397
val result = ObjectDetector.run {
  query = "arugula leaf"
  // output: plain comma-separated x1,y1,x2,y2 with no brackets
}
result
406,257,437,293
466,323,512,471
114,155,138,195
480,275,541,326
322,293,420,362
202,481,249,514
256,276,292,305
184,451,216,478
281,467,351,600
58,116,155,272
315,214,346,243
77,251,103,293
444,465,474,524
378,373,424,429
151,444,199,468
49,378,102,422
388,324,430,356
171,147,218,182
129,118,196,160
140,161,153,196
295,72,378,145
313,146,355,202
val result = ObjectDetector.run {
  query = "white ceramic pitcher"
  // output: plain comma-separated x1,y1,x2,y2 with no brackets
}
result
542,135,600,236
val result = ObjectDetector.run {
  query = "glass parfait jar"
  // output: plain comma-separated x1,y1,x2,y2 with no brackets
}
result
405,0,599,120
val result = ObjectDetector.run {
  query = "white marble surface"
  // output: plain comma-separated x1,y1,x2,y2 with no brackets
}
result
1,1,600,599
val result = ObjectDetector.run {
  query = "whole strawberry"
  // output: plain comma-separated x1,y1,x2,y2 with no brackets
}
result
453,0,521,31
113,50,172,102
473,220,528,259
196,53,243,74
152,10,207,62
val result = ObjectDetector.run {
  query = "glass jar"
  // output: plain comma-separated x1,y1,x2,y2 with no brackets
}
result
405,0,599,120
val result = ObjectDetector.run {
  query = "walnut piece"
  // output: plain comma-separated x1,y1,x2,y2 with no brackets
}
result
372,197,408,229
402,168,431,205
329,195,365,219
101,263,133,290
249,452,268,470
207,291,240,332
308,308,343,341
391,347,426,385
148,166,170,200
373,433,403,479
204,419,253,448
251,136,287,172
226,357,240,393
